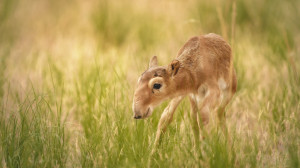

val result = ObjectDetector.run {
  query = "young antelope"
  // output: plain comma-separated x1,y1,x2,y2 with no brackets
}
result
132,33,237,148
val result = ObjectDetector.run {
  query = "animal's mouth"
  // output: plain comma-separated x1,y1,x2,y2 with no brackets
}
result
144,108,150,118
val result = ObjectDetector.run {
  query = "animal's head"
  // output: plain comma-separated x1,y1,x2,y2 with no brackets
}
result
132,56,180,119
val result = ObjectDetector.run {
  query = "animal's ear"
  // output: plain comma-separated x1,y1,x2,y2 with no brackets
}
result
169,60,180,76
149,56,158,68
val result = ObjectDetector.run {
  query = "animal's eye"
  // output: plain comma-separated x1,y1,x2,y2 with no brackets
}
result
153,83,161,90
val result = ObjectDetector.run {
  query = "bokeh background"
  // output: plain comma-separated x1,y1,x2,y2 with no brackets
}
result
0,0,299,167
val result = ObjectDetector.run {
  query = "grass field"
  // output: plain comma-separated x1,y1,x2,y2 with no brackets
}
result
0,0,300,167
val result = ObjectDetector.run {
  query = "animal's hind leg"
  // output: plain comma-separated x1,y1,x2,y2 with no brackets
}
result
218,72,237,135
217,91,234,136
189,95,200,147
217,105,228,135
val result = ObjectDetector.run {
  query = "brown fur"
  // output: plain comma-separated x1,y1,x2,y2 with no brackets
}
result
133,33,237,149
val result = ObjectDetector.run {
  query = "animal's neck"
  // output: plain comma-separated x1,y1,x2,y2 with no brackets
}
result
169,68,197,97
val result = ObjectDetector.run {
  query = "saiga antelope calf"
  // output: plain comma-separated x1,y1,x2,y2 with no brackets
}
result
132,33,237,148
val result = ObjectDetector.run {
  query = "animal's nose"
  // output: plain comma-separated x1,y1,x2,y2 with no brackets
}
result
134,115,142,119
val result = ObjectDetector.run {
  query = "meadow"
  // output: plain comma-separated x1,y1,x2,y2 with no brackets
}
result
0,0,299,167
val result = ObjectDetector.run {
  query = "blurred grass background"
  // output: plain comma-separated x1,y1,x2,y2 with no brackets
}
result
0,0,299,167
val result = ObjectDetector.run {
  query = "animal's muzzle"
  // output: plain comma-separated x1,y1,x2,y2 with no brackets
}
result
133,115,142,119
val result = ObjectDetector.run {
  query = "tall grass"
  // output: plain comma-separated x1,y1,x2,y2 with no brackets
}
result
0,0,299,167
0,84,69,167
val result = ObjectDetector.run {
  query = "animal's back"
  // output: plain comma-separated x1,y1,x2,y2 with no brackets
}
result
176,33,232,85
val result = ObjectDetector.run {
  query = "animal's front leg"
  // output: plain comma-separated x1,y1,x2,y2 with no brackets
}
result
197,85,220,136
153,96,184,147
188,95,200,147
